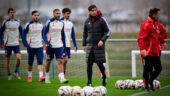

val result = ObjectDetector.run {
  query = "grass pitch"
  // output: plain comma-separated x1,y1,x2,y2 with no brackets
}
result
0,77,170,96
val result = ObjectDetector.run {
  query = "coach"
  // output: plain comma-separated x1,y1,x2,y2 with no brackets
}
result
82,5,110,86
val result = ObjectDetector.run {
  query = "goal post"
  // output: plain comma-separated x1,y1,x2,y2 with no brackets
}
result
131,50,170,78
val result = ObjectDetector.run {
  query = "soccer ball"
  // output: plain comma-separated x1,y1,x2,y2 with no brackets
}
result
115,80,123,89
124,80,134,89
135,80,144,89
93,86,102,96
131,80,137,89
119,81,127,89
58,86,72,96
82,86,94,96
153,80,161,89
65,86,72,94
72,86,83,96
98,86,107,96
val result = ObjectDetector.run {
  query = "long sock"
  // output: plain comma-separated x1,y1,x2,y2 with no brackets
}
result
45,72,49,79
58,73,64,80
28,71,32,77
39,72,43,78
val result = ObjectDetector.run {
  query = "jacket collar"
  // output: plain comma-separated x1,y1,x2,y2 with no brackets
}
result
89,9,102,22
147,17,154,23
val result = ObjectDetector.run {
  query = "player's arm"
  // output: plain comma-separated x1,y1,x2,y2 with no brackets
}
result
0,21,6,47
42,21,50,45
71,26,78,51
137,23,149,57
22,24,30,49
18,24,23,36
61,25,66,48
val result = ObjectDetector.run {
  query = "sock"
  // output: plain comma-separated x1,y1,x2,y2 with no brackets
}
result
58,73,64,80
45,72,49,79
14,68,18,73
8,71,11,76
39,72,43,78
28,71,32,77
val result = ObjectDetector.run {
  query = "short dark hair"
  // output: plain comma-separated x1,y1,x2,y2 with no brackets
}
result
8,8,14,14
53,9,60,13
149,8,160,17
32,10,39,15
88,5,97,11
62,8,71,13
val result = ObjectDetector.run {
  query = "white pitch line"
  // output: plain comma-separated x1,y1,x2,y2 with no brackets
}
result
130,85,170,96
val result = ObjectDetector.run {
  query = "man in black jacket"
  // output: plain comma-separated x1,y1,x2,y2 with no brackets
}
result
82,5,110,86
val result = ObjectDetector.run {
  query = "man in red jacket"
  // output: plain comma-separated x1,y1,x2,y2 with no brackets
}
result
137,8,166,92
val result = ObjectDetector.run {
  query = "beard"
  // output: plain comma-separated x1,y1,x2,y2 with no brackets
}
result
34,18,39,22
55,16,60,20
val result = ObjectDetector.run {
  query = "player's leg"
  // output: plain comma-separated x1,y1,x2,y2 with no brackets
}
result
63,56,68,77
27,48,35,82
5,46,12,80
143,56,152,92
13,45,21,79
87,49,95,86
63,47,70,77
149,56,162,91
36,47,45,82
96,62,107,86
56,47,68,83
45,47,53,83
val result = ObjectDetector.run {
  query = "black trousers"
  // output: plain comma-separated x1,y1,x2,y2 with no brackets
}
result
87,49,106,84
143,56,162,88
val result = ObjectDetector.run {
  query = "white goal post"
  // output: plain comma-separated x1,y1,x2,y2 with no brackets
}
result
131,50,170,78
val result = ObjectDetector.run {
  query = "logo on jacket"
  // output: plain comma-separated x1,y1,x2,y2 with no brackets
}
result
88,22,91,24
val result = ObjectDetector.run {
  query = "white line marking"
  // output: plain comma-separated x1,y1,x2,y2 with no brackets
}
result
130,85,170,96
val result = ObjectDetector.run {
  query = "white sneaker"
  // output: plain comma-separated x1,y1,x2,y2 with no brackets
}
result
8,75,12,80
13,73,21,80
45,79,51,83
60,78,69,83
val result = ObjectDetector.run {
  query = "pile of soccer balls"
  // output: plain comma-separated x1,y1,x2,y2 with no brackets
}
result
58,86,107,96
115,79,161,89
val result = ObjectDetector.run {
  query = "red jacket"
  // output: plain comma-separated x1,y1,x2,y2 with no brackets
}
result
137,17,165,56
157,23,168,50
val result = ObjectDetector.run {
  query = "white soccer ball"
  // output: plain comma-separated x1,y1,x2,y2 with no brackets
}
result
135,80,145,89
72,86,83,96
115,80,123,89
82,86,94,96
58,86,71,96
153,80,161,89
119,81,127,89
65,86,72,94
124,80,134,89
93,86,102,96
98,86,107,96
131,80,137,89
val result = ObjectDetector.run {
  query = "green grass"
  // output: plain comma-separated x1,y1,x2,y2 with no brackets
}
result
0,77,170,96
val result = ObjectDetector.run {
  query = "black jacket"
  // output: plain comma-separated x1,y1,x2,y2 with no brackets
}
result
83,13,110,63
